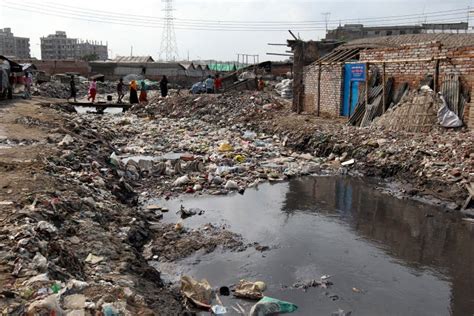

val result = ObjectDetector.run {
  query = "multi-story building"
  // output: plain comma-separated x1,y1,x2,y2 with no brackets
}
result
326,22,469,42
0,28,31,58
40,31,108,61
76,40,108,61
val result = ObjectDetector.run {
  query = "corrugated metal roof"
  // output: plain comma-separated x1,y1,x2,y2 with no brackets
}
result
339,33,474,50
151,63,185,70
180,62,195,70
113,56,155,63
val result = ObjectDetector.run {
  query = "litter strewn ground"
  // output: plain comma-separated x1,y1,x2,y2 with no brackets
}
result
0,88,473,313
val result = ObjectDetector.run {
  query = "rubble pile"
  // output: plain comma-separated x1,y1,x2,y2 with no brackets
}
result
0,99,327,313
273,117,473,203
0,114,185,314
142,223,247,262
66,107,326,198
133,91,288,126
132,90,473,205
33,80,118,99
1,87,472,313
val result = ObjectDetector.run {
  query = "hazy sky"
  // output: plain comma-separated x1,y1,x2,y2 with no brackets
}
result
1,0,472,61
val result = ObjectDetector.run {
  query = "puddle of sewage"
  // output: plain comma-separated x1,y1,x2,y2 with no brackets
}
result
153,176,474,316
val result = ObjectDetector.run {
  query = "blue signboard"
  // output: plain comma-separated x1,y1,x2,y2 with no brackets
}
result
347,63,366,82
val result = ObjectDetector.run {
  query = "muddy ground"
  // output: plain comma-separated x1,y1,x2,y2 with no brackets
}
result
0,92,472,314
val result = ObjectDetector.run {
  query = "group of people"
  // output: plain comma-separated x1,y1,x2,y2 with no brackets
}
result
125,75,169,104
204,74,222,93
68,75,170,104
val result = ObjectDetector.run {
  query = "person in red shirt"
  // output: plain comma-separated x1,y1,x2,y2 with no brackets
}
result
214,74,223,93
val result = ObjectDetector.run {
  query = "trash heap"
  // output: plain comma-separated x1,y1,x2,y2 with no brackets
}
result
0,114,187,314
75,110,327,198
33,80,118,99
133,91,288,126
180,275,299,315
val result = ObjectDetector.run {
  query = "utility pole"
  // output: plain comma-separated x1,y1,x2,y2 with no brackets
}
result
159,0,179,61
322,12,331,33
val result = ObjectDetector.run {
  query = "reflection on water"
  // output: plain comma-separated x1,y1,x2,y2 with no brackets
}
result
157,176,474,315
283,177,474,316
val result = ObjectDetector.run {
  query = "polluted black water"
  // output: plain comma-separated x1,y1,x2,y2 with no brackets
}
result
152,176,474,315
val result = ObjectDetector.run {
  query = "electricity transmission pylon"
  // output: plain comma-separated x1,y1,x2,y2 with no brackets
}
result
159,0,179,61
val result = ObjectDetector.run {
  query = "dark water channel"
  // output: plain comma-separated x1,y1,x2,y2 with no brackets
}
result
153,176,474,315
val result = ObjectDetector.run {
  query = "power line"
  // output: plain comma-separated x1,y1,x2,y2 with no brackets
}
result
2,3,470,31
6,0,471,26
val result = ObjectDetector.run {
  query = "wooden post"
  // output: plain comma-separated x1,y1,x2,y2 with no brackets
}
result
434,59,440,93
365,62,369,107
317,62,321,116
382,62,386,113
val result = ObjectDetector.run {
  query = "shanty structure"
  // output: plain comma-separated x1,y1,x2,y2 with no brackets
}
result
302,33,474,128
89,57,213,86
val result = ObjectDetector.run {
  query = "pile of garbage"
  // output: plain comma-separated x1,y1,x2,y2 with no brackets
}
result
180,275,298,315
33,80,118,99
271,114,473,204
0,113,186,314
72,108,326,198
131,89,472,205
275,79,293,99
133,91,288,126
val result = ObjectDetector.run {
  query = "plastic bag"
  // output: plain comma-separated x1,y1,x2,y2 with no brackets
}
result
249,296,298,315
437,95,463,128
218,143,234,152
234,280,266,300
180,275,212,309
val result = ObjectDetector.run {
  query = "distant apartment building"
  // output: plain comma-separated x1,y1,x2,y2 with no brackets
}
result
40,31,108,61
0,28,31,58
326,22,469,41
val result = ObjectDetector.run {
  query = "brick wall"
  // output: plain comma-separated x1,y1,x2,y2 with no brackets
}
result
303,63,343,117
360,41,474,126
302,41,474,124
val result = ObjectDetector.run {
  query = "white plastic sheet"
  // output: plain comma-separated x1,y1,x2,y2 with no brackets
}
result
438,95,463,128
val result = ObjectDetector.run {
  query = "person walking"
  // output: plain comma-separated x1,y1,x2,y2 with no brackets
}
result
117,78,124,103
139,80,148,103
129,80,139,104
214,74,222,93
205,75,214,94
160,75,169,97
258,77,265,91
23,72,32,99
87,78,97,103
67,75,77,102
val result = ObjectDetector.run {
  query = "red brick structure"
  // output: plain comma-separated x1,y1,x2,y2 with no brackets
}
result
303,34,474,127
14,59,90,76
